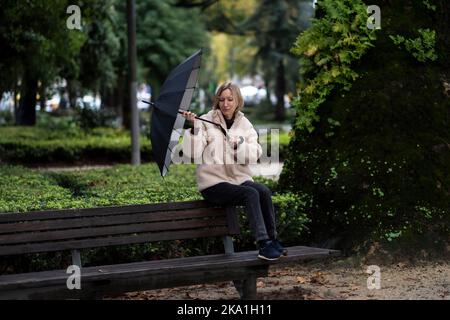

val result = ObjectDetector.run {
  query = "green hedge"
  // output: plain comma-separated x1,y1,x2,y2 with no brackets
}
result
0,126,290,164
0,165,308,273
0,126,152,164
280,0,449,251
259,131,291,161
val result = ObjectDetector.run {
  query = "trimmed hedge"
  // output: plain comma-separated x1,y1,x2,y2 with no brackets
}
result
0,126,291,164
259,131,291,161
0,164,309,272
0,126,152,165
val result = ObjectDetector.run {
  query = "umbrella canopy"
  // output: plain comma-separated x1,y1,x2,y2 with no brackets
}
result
150,49,203,176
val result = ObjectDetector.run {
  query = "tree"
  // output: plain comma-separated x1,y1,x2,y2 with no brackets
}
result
77,3,120,102
0,1,121,124
103,0,208,129
197,0,314,121
243,0,314,121
279,0,450,249
136,0,208,95
0,0,86,125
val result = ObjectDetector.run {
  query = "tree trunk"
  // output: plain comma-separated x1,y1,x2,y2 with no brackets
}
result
100,87,113,110
263,74,273,108
275,58,286,121
16,70,38,126
67,79,78,109
115,72,125,127
39,81,46,113
13,82,18,121
122,75,131,130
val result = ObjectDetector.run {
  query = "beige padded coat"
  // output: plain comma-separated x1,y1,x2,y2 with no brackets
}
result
182,109,262,191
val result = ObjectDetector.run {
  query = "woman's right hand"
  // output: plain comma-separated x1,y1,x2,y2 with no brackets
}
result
181,111,198,125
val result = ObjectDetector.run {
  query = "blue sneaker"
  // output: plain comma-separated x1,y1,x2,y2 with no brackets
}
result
258,240,281,261
272,239,288,256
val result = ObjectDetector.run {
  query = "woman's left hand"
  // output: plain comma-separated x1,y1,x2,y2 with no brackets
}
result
229,136,244,149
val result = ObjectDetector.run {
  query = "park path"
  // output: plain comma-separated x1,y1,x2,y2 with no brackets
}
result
107,257,449,300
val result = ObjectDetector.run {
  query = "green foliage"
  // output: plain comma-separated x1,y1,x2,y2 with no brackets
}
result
0,125,151,164
422,0,437,11
77,2,121,93
133,0,209,94
234,190,311,250
259,131,291,160
0,165,310,240
0,164,310,271
0,111,14,126
0,165,79,213
0,164,200,213
242,0,314,113
389,29,438,63
74,107,119,130
272,192,311,242
290,0,377,133
280,0,450,250
0,0,87,93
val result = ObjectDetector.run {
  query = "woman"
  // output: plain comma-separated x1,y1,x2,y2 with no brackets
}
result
181,82,286,261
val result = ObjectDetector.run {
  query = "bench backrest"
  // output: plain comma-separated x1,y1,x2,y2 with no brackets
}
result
0,200,239,257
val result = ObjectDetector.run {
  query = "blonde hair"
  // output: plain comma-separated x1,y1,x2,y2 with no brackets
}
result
212,82,244,114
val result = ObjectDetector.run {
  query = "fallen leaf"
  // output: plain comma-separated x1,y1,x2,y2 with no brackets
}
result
310,272,327,284
296,276,308,284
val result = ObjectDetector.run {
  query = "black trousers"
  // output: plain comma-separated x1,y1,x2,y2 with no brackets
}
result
200,180,277,241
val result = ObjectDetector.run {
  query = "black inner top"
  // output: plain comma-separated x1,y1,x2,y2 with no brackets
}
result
224,115,235,129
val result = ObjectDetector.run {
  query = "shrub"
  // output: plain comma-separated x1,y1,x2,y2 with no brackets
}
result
259,131,291,161
0,166,83,213
0,126,152,165
74,107,119,130
0,164,310,272
279,0,450,250
0,110,14,126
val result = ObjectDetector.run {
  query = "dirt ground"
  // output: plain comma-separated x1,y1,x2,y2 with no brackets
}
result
108,255,449,300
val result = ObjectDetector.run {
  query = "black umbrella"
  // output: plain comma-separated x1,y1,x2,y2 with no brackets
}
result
143,49,226,176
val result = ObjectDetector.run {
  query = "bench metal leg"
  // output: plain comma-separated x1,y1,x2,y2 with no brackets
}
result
237,275,257,300
233,280,244,297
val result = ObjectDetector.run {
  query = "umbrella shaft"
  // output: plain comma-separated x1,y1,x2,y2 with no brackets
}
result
177,110,220,127
177,110,228,138
142,101,222,130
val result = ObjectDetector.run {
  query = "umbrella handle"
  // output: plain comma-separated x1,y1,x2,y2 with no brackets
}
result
177,110,228,138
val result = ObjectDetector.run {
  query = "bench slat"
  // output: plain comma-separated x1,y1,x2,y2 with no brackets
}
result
0,200,215,223
0,208,226,234
83,246,334,271
0,216,227,245
0,227,231,256
0,246,339,290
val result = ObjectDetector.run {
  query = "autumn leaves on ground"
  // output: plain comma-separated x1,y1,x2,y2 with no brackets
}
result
110,254,450,300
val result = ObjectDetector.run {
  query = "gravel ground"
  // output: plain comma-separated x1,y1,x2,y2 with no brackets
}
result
108,256,449,300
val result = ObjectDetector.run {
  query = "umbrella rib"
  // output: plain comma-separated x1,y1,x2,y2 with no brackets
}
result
163,163,170,174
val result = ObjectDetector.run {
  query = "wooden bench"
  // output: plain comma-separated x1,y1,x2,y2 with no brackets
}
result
0,200,339,300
